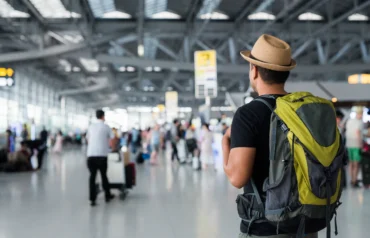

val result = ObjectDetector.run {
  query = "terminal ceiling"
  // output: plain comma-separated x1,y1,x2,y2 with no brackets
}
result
1,0,370,107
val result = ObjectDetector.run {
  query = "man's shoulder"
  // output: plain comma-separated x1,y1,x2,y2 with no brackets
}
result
237,99,273,117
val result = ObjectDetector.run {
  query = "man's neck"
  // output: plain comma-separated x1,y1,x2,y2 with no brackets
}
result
257,83,287,96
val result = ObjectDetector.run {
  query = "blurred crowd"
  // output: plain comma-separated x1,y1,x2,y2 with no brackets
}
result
109,118,229,170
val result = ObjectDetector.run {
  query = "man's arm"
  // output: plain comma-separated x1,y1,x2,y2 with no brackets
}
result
222,107,258,189
223,128,256,188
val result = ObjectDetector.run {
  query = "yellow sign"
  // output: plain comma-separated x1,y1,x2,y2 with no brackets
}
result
195,50,217,68
348,74,370,84
194,50,218,98
0,67,14,77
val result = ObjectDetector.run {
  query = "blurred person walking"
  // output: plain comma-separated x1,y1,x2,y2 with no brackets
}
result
53,131,63,153
185,125,197,163
150,124,161,165
345,108,364,188
21,124,29,141
200,123,213,169
86,110,114,206
170,119,182,163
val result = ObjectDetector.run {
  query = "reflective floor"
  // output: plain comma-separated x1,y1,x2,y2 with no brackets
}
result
0,148,368,238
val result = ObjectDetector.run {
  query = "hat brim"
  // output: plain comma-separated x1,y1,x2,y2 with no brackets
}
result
240,50,296,72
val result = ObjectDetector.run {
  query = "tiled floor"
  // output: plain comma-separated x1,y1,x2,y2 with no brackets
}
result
0,147,368,238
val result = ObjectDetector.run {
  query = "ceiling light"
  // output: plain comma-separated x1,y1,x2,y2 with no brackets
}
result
127,66,135,72
138,44,144,57
102,11,131,19
101,66,108,72
72,67,81,72
144,86,149,91
248,12,276,20
65,66,71,72
348,13,368,21
150,11,181,19
298,12,323,21
199,11,229,20
145,66,153,72
149,86,155,91
29,0,81,18
154,66,162,72
119,66,126,72
0,0,30,18
79,58,99,72
125,86,131,91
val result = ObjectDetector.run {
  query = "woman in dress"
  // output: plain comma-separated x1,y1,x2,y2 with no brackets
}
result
150,124,161,165
53,131,63,153
200,123,214,169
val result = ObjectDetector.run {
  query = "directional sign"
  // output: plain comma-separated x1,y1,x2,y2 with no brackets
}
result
194,50,217,98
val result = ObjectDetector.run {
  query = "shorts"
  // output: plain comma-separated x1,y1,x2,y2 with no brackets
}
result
152,144,160,152
347,148,361,162
238,233,318,238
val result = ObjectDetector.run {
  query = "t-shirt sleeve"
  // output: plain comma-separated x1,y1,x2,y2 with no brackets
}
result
231,106,259,148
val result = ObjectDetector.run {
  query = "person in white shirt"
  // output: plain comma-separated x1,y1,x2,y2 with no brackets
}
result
86,110,114,206
345,108,364,188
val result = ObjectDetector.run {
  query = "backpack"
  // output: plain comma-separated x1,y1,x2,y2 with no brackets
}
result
236,92,347,238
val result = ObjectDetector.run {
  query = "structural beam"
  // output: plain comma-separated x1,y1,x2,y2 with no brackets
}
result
328,42,353,64
0,33,124,63
95,54,370,74
360,41,370,63
58,78,109,96
228,37,237,64
292,39,314,58
153,40,178,60
316,39,327,64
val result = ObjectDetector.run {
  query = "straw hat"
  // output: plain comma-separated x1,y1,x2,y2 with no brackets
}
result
240,34,296,71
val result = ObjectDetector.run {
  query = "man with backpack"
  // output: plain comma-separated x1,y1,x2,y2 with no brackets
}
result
222,35,346,238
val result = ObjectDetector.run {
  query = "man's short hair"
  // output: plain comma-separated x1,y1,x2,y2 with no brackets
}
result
254,64,290,85
96,109,105,119
336,110,344,119
173,119,178,124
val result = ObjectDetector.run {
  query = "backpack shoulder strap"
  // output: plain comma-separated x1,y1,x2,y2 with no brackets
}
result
254,98,274,112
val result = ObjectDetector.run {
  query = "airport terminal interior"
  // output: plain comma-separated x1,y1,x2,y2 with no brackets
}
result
1,0,370,237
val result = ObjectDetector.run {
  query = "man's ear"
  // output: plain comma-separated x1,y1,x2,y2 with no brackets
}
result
251,64,258,80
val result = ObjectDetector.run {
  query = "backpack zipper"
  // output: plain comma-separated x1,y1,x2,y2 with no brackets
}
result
292,95,312,102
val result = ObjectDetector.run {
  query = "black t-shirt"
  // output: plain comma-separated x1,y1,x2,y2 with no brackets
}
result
231,95,285,236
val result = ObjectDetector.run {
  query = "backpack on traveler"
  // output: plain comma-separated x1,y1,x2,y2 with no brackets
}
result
236,92,347,238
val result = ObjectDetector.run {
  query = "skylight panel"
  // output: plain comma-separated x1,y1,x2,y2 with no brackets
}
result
197,0,221,16
88,0,115,17
0,0,29,18
145,0,167,17
29,0,80,18
150,11,181,19
102,11,131,19
199,11,229,20
348,13,368,21
80,58,100,72
298,12,323,21
248,12,276,20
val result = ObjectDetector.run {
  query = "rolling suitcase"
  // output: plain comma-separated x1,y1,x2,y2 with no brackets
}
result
361,142,370,186
125,163,136,189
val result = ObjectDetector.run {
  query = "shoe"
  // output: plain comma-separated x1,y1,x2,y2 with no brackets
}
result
105,194,115,202
351,182,361,188
90,201,97,207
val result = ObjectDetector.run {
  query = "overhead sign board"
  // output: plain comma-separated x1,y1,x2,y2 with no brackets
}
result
165,91,178,121
0,67,15,87
194,50,218,98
